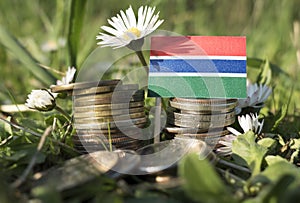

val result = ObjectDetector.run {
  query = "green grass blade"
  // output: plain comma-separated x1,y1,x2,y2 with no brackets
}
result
67,0,87,67
0,25,56,86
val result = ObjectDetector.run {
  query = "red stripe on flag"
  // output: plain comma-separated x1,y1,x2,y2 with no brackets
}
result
150,36,246,56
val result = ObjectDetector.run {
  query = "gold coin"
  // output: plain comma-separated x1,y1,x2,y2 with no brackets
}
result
50,80,121,93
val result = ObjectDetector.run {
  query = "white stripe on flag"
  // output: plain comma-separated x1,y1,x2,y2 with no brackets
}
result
149,72,247,77
150,56,246,60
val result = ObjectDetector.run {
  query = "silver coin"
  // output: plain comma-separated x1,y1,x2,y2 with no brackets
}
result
76,125,144,135
32,150,119,191
74,89,144,101
74,107,145,118
50,80,121,93
74,122,146,132
167,109,235,122
167,116,235,128
74,117,147,129
74,95,144,106
173,98,237,105
74,101,144,112
175,129,229,138
73,84,138,96
169,100,237,112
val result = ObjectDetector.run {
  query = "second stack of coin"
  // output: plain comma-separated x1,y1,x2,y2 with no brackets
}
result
165,98,237,148
52,79,147,153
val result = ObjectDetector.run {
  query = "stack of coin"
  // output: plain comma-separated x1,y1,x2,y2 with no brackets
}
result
51,80,147,153
165,98,237,148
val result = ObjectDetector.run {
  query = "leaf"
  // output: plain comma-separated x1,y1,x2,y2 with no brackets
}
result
257,138,276,149
261,161,300,183
247,57,288,78
45,114,67,126
245,161,300,203
4,116,13,135
0,25,56,85
243,175,296,203
67,0,87,67
265,155,289,166
232,131,268,175
31,185,62,203
271,104,288,132
179,153,236,203
257,58,272,85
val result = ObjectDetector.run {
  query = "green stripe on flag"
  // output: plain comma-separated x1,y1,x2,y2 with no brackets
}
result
148,76,246,98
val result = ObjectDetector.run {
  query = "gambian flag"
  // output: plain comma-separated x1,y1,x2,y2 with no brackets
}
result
148,36,247,98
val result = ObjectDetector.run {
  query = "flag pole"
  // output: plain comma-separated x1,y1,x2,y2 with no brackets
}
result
154,97,161,143
135,50,161,143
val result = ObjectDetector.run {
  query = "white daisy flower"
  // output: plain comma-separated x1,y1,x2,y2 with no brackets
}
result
96,5,164,49
25,89,56,111
216,113,264,156
56,67,76,85
237,80,272,109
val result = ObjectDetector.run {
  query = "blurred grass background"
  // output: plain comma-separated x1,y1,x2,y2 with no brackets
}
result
0,0,299,114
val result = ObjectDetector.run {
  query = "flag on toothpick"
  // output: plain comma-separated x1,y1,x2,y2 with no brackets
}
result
148,36,247,98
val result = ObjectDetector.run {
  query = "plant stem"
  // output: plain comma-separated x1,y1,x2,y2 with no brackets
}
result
11,126,52,188
55,105,71,121
135,50,148,75
217,158,251,173
0,117,78,154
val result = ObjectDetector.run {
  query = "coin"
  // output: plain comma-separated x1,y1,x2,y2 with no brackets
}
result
74,109,145,120
75,113,146,124
74,139,142,150
73,136,138,145
165,126,214,134
74,95,144,106
50,80,121,93
73,84,139,96
76,124,144,135
173,98,237,105
167,116,235,128
167,109,235,122
74,117,148,129
74,130,144,142
74,106,144,117
32,150,119,190
169,100,237,112
175,129,229,139
74,101,144,112
74,89,144,100
74,122,146,132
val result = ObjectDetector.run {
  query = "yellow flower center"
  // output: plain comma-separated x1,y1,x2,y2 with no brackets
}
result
127,27,141,37
123,27,141,40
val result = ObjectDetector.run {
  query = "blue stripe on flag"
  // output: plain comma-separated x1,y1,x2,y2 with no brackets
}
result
149,59,246,73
